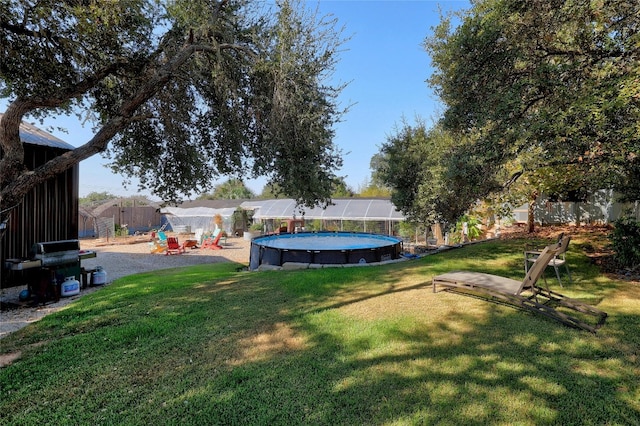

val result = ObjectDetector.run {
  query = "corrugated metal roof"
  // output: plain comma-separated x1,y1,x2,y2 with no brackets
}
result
240,198,405,221
0,113,74,150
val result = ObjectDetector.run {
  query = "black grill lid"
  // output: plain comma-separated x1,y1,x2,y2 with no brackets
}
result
30,239,80,256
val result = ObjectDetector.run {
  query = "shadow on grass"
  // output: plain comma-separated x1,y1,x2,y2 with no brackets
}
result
184,301,639,425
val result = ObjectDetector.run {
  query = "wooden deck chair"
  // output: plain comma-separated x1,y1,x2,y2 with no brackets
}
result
432,241,607,333
524,235,572,287
165,237,186,255
202,228,223,250
148,240,167,254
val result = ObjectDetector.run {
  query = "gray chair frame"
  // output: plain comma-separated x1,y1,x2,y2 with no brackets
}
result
433,240,607,333
524,235,572,287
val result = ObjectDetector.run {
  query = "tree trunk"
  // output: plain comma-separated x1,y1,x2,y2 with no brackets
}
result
432,223,445,245
527,191,538,233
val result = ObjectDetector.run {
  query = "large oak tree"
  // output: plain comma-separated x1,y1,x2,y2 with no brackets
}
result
416,0,640,227
0,0,347,227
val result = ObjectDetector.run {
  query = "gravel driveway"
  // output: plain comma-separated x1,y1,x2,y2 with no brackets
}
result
80,236,251,281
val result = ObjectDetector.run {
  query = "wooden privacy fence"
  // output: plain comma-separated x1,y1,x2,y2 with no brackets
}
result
79,206,161,237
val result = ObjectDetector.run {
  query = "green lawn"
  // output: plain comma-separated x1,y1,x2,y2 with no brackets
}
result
1,235,639,425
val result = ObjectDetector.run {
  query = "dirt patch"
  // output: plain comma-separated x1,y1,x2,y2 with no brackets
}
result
230,322,307,365
498,223,612,240
500,224,639,283
80,235,155,247
0,351,22,368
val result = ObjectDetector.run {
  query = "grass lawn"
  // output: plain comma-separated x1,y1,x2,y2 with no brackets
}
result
1,231,639,425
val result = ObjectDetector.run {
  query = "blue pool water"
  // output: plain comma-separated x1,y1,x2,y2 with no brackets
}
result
254,232,401,250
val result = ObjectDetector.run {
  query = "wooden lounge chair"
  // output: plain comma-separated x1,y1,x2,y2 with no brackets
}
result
148,240,167,254
165,237,186,255
432,240,607,333
524,234,572,287
201,229,223,250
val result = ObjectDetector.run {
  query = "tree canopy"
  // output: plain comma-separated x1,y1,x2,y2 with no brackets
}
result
374,119,472,225
0,0,347,224
424,0,640,205
330,177,355,198
357,181,391,198
376,0,639,229
79,191,118,207
197,178,255,200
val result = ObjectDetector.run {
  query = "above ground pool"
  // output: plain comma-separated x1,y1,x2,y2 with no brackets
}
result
249,232,403,270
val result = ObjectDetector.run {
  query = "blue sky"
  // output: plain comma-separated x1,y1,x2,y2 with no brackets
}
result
3,0,470,199
316,0,469,192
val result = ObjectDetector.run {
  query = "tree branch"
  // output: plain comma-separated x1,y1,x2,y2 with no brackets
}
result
1,41,207,207
503,170,523,190
1,21,35,36
191,42,257,56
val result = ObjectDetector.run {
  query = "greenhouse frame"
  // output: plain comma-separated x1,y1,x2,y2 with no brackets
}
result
161,206,241,235
240,198,406,235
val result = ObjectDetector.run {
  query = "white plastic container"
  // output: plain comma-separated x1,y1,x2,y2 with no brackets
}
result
61,276,80,297
92,266,107,285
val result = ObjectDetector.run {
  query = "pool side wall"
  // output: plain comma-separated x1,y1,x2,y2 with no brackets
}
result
249,232,403,270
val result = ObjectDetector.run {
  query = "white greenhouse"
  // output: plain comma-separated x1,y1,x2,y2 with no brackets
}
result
240,198,405,235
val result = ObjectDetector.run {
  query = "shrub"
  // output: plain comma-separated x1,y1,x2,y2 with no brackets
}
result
398,221,416,240
448,215,483,244
609,216,640,268
305,219,323,232
114,224,129,237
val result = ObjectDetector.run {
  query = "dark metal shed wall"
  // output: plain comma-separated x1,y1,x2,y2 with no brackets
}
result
1,143,79,272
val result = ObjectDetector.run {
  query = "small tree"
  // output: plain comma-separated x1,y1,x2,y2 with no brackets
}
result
357,179,391,198
213,214,223,230
373,119,473,226
199,179,255,200
398,221,417,240
331,178,355,198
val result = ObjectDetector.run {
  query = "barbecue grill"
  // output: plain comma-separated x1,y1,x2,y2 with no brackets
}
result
4,239,96,270
4,239,96,301
30,239,82,267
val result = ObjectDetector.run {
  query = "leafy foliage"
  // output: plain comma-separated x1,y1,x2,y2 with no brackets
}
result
79,192,117,207
197,178,255,200
374,118,484,225
609,216,640,268
257,176,354,199
357,181,391,198
330,177,354,198
0,0,347,220
447,214,483,244
422,0,640,217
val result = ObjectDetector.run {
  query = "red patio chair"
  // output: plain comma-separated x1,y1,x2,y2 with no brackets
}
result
165,237,186,255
